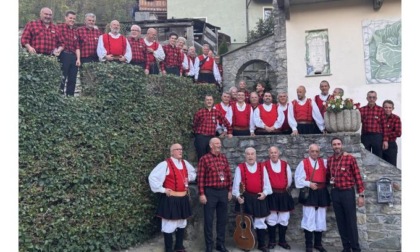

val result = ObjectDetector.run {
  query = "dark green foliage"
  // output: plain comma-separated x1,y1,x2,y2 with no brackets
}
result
19,52,220,251
218,39,229,56
247,14,274,43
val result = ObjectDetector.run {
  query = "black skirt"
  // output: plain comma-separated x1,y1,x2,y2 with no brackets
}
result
155,193,192,220
235,192,270,218
267,191,294,212
303,187,331,207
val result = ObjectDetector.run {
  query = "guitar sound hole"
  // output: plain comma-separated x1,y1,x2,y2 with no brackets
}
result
240,222,247,229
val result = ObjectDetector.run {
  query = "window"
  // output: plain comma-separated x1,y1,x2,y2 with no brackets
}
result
263,7,273,21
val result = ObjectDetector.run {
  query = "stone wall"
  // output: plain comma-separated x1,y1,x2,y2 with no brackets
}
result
186,133,401,251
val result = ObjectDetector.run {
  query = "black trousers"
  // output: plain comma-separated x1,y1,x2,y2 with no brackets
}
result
203,187,229,248
383,141,398,166
331,188,361,252
130,61,146,69
80,56,98,64
361,133,383,158
149,62,160,75
297,123,317,134
194,134,213,161
59,52,79,96
165,66,181,76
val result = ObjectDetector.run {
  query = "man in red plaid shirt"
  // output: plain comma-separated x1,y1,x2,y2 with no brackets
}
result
77,13,101,64
197,137,232,252
382,100,402,166
327,137,365,252
160,33,183,76
21,7,64,56
128,24,149,73
56,10,80,96
193,95,232,161
359,90,388,158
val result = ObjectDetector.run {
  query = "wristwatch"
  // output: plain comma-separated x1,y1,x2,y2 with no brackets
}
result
358,194,365,198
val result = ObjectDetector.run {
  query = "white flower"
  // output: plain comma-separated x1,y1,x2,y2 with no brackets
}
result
332,105,336,108
340,105,343,108
328,103,331,107
335,96,341,99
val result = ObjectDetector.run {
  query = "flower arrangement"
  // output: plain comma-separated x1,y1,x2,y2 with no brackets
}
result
325,96,360,113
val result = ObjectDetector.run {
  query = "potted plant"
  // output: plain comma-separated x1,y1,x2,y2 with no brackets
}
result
324,96,361,132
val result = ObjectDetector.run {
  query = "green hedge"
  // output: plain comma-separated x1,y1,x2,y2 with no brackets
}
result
19,53,220,251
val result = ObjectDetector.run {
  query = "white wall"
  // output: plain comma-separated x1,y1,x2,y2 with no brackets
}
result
286,0,402,167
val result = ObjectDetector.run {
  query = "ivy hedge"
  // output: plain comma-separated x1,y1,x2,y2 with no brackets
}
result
19,53,220,251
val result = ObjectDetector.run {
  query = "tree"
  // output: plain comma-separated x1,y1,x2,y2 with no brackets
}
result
247,14,274,43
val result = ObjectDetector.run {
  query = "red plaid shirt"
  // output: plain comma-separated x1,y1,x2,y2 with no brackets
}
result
128,37,149,65
193,108,233,135
384,113,402,142
197,152,232,195
160,44,183,72
21,20,64,55
56,23,79,53
359,104,388,141
327,153,365,193
76,26,102,58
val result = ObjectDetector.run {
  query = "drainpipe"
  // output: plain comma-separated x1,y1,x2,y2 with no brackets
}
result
246,0,252,42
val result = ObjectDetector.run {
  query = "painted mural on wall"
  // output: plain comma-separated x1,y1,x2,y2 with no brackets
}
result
305,29,330,76
362,19,401,84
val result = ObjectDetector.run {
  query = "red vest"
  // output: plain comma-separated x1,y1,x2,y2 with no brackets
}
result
292,99,313,122
145,40,159,63
278,104,291,131
258,104,278,127
162,158,188,192
265,160,288,190
315,95,330,118
103,33,127,56
239,163,264,194
214,103,229,117
198,55,214,71
232,103,251,127
303,158,326,183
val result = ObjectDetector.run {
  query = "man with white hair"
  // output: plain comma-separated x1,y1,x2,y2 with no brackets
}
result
194,44,221,87
128,24,149,73
77,13,102,64
149,143,196,252
264,146,294,250
294,144,330,252
233,147,272,252
143,28,165,75
97,20,132,63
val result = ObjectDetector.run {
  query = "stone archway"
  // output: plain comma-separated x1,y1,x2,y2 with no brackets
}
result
235,59,277,92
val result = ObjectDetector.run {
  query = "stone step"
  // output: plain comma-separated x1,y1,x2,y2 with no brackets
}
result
119,234,344,252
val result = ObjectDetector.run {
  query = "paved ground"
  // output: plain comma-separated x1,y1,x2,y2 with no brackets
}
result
118,233,343,252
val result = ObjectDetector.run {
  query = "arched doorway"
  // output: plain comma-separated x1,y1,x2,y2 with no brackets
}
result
236,60,277,92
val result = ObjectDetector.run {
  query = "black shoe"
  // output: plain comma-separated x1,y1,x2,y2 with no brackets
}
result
314,245,328,252
278,242,291,249
341,249,351,252
257,246,269,252
306,248,313,252
206,246,213,252
268,242,276,249
215,244,229,252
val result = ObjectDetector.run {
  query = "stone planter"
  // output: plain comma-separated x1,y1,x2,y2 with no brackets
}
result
324,110,361,132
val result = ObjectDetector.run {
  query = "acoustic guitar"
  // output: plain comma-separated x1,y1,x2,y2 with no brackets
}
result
233,182,256,251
